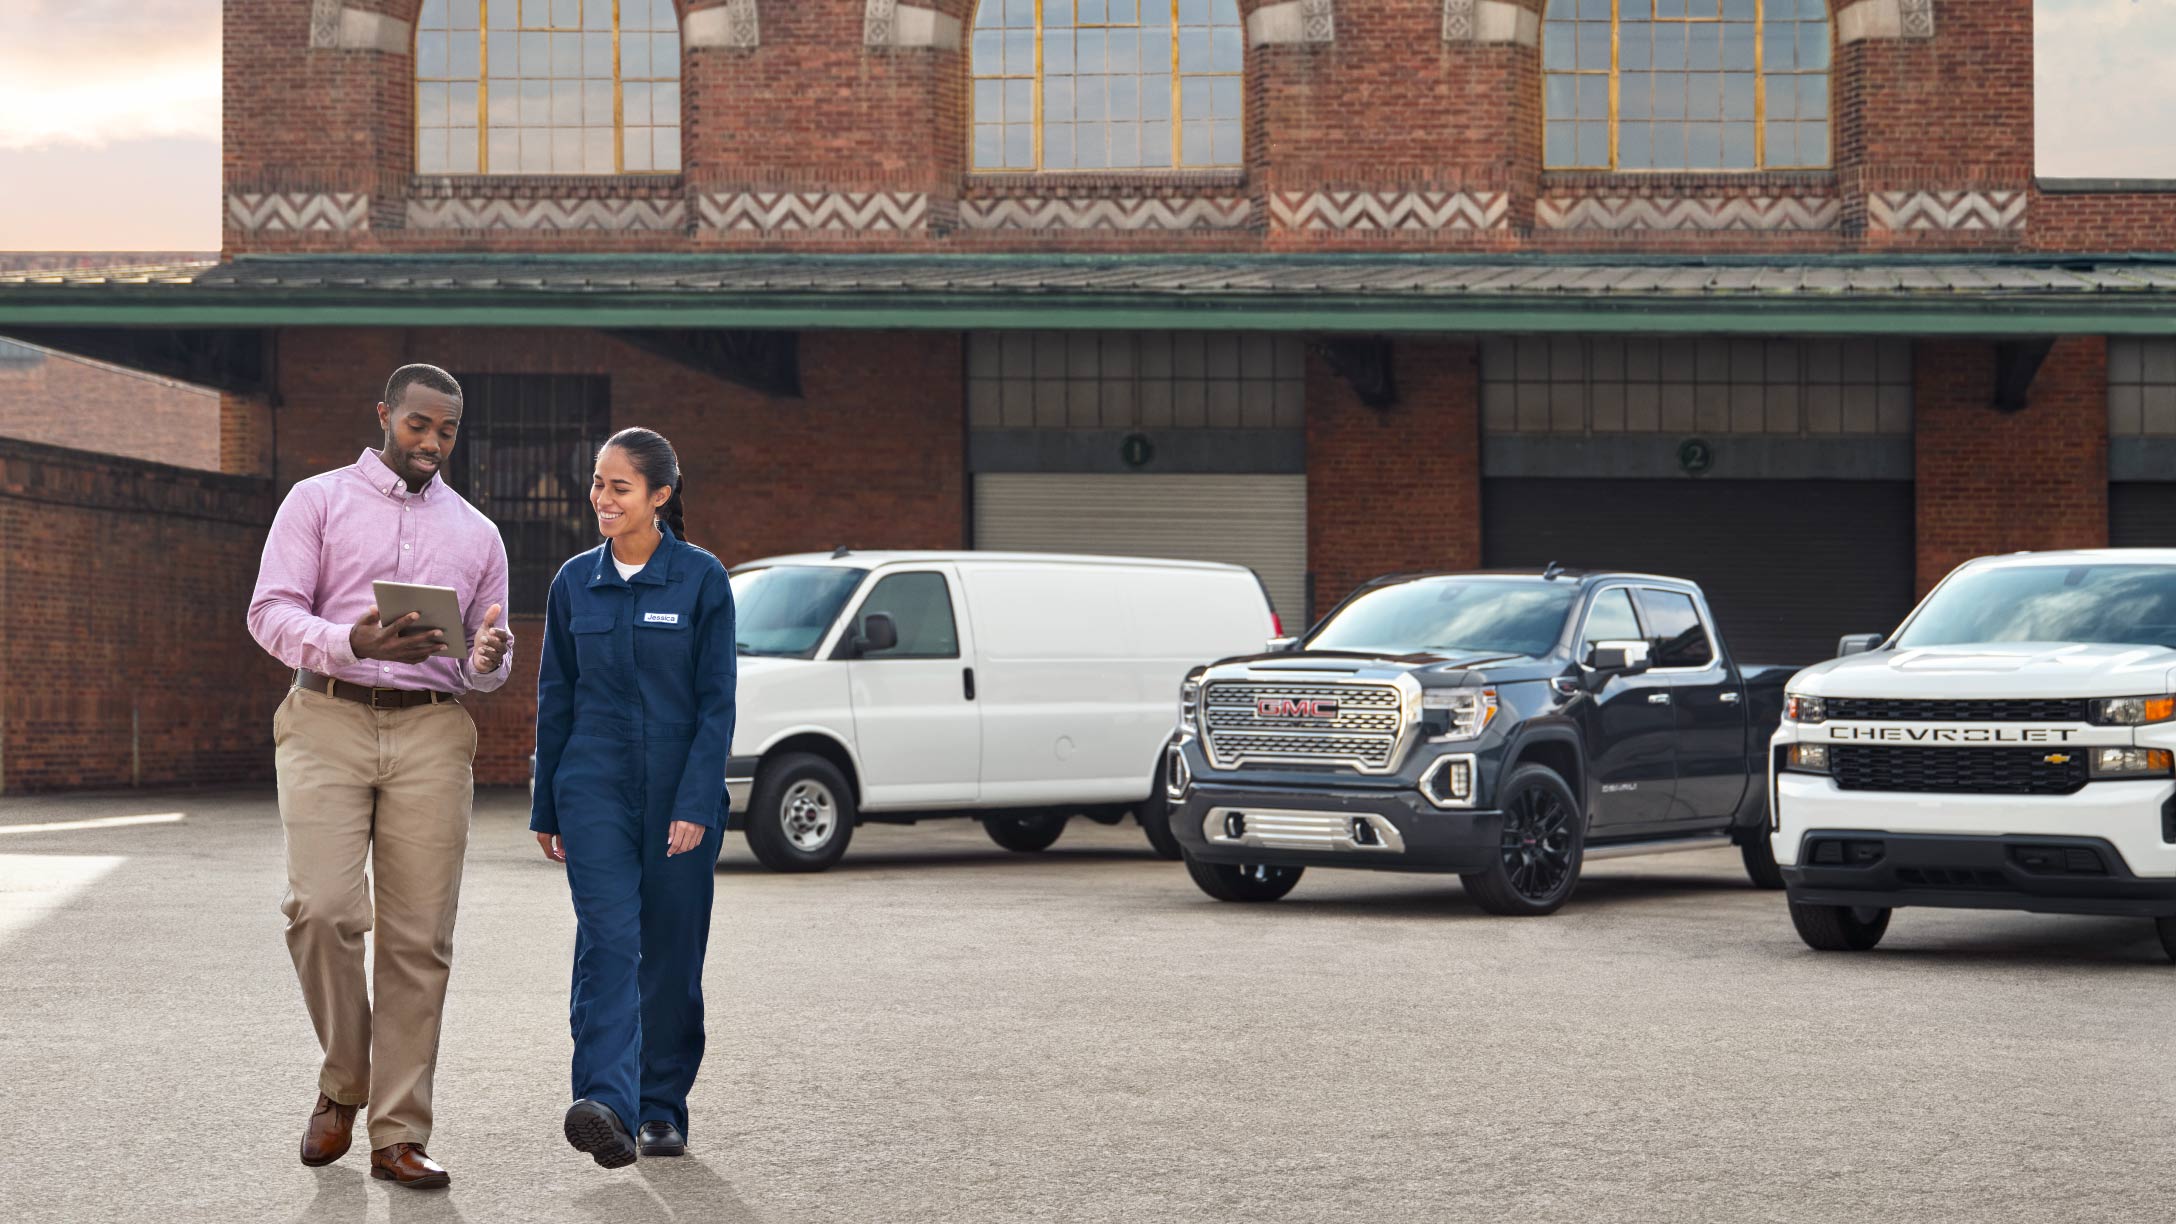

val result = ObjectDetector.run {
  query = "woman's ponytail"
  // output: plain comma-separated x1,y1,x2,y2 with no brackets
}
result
599,426,689,546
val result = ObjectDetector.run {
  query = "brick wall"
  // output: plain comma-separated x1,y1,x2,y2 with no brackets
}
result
1306,339,1482,613
0,345,223,472
1913,337,2108,594
0,439,283,793
269,327,964,782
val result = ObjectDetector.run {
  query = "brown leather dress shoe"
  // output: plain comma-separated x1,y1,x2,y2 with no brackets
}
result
300,1093,359,1168
370,1143,452,1189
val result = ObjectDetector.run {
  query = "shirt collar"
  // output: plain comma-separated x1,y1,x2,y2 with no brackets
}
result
355,448,440,501
589,525,679,588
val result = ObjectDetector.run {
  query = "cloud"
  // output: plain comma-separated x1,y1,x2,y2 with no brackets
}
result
2037,0,2176,176
0,0,218,151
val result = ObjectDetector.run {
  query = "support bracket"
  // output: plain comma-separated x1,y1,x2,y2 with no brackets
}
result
610,329,802,399
1992,337,2055,414
1316,336,1397,410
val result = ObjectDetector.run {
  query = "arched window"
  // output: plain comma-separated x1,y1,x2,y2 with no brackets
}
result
1542,0,1830,171
415,0,682,175
970,1,1244,172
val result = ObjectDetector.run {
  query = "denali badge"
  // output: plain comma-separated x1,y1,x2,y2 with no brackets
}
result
1258,697,1339,720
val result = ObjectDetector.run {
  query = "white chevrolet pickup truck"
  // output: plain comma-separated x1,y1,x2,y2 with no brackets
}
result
1772,550,2176,961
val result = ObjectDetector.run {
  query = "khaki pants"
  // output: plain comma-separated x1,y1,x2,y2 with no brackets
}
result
274,686,477,1151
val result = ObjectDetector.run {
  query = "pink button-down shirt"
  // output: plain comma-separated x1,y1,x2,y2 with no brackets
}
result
248,449,513,695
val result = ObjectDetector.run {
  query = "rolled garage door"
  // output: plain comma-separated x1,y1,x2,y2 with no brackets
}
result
972,473,1307,626
1482,478,1915,668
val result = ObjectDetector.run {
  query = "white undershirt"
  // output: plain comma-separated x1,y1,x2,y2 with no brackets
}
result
613,554,642,581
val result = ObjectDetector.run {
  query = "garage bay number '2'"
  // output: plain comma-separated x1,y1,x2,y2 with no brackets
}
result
1168,568,1794,914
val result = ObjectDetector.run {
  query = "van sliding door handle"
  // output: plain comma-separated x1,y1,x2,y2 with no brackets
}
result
1647,692,1672,705
963,667,976,701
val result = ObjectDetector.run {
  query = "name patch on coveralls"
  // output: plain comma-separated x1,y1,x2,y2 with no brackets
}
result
644,613,681,624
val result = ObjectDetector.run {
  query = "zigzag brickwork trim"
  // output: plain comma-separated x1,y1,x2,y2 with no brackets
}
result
1269,190,1510,232
1536,194,1841,232
1867,190,2027,232
226,192,370,233
405,197,688,231
959,197,1251,231
696,191,931,232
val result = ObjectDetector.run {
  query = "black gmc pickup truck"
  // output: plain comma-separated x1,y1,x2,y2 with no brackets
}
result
1164,568,1792,916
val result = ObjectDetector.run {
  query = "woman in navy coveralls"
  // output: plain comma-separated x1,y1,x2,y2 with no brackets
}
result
530,428,736,1168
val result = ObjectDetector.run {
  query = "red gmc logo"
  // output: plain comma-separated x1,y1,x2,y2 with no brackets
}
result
1257,698,1340,720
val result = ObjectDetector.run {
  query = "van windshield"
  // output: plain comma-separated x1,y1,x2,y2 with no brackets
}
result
1307,578,1577,658
729,566,868,657
1892,564,2176,650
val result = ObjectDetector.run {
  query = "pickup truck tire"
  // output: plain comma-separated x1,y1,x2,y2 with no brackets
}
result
1788,901,1891,952
1739,830,1786,890
1183,856,1304,903
983,812,1068,852
743,753,856,873
1461,764,1585,917
1138,752,1184,860
2155,917,2176,963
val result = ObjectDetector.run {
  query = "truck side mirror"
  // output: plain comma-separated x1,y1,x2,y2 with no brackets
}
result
855,612,899,657
1837,633,1884,657
1267,635,1300,653
1585,639,1651,679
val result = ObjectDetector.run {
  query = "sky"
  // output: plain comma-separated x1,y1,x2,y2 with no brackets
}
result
0,0,2167,251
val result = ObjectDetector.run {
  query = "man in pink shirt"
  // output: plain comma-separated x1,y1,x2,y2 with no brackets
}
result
247,364,514,1190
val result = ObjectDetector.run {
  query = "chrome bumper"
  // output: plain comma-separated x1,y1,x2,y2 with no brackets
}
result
726,776,754,814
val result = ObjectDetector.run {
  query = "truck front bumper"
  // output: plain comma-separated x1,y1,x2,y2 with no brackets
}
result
1771,772,2176,877
1171,781,1506,874
1781,831,2176,918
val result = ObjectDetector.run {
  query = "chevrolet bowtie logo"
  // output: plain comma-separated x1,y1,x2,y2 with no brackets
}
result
2044,754,2072,765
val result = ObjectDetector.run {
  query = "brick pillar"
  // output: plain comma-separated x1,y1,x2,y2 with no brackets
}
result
1913,337,2108,593
684,0,963,242
220,391,276,477
1306,339,1482,617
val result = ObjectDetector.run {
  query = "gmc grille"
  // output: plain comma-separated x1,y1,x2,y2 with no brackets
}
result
1825,697,2091,723
1200,681,1405,771
1830,745,2088,796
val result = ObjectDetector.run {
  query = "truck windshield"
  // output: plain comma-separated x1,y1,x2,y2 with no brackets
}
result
1307,579,1577,658
729,565,868,657
1893,564,2176,650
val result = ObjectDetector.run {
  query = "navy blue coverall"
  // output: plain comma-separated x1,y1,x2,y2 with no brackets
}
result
530,526,736,1139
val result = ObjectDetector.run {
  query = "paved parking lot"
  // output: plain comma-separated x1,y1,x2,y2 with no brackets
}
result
3,786,2175,1224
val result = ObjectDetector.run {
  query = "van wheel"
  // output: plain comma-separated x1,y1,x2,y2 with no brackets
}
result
1461,764,1584,917
2153,917,2176,963
1184,856,1302,903
1788,902,1891,952
1739,829,1786,890
743,753,855,873
983,812,1067,853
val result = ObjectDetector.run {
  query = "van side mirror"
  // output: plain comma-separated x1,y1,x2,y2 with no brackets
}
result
855,612,899,657
1586,639,1652,679
1267,636,1300,653
1837,633,1884,657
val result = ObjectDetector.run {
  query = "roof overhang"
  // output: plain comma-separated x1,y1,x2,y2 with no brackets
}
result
2,254,2174,335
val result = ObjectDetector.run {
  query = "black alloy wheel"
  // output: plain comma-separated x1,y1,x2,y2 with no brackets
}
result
1461,764,1585,916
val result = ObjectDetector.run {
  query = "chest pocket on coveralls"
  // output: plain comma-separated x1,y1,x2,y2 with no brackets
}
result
634,610,693,668
570,614,616,673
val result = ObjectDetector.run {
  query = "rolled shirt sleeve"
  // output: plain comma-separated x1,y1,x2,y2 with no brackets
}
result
247,482,360,675
459,527,515,694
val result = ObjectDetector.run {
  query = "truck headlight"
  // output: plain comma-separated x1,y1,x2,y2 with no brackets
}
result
1784,743,1830,774
2089,747,2174,778
1177,673,1202,736
1783,693,1826,723
2089,696,2176,726
1422,688,1497,741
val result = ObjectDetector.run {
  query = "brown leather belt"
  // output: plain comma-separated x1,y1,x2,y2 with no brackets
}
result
295,668,458,710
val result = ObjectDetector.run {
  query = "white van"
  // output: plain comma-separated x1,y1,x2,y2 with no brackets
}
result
723,550,1282,871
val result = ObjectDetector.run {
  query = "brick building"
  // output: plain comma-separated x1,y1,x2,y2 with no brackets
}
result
1,0,2174,791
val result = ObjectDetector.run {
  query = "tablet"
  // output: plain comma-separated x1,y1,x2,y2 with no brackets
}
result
372,581,465,659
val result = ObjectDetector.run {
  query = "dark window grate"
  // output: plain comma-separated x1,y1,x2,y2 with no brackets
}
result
1830,746,2088,796
447,373,611,617
1825,697,2091,723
